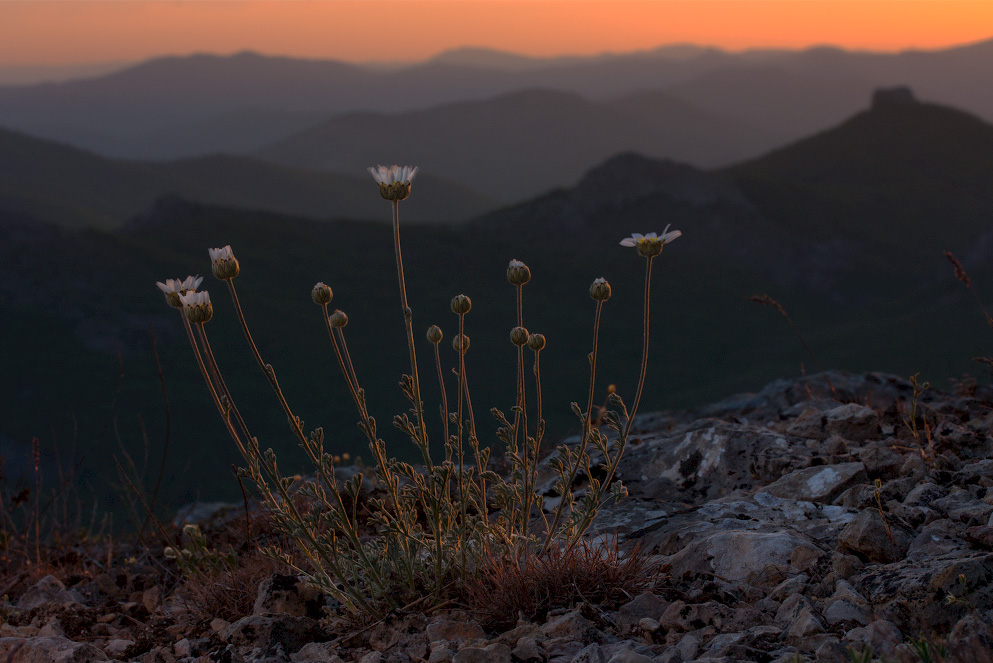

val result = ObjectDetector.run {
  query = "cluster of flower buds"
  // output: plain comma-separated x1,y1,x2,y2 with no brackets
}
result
209,245,240,280
329,310,349,328
426,325,443,344
527,333,546,352
368,165,418,201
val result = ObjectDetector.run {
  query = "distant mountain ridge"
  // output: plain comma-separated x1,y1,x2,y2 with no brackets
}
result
1,39,992,160
257,87,780,201
0,125,496,229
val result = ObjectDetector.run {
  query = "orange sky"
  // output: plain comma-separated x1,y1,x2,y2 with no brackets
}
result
1,1,992,67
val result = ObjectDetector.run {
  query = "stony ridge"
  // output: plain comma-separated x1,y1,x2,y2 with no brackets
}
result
2,370,992,663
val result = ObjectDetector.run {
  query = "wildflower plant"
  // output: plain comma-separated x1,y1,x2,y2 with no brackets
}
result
158,164,682,618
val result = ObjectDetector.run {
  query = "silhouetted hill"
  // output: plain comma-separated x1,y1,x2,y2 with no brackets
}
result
258,88,781,201
0,126,496,229
727,94,993,253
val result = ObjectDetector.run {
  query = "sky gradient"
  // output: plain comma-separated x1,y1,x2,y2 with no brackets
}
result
2,0,992,70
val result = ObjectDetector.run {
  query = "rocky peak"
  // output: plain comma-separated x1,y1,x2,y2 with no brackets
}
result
871,85,918,109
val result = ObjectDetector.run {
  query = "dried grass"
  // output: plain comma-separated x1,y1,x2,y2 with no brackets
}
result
462,536,656,629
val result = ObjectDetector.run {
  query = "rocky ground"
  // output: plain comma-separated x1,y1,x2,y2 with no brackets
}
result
3,370,993,663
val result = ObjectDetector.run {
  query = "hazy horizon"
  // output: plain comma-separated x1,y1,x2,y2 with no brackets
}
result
2,0,992,84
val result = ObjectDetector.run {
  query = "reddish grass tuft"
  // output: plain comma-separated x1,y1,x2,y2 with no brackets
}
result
462,536,656,629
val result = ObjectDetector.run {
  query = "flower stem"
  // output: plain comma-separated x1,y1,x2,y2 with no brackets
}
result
542,299,604,552
392,200,433,472
432,341,450,462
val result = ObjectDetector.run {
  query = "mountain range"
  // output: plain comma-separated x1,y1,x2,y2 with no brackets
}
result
0,126,496,229
1,39,992,171
2,92,991,516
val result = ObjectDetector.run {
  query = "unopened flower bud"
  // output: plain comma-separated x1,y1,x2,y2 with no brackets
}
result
453,333,470,354
426,325,443,344
510,326,530,347
180,291,212,324
329,310,348,328
451,294,472,315
507,259,531,286
208,245,239,280
590,277,612,302
527,333,546,352
311,282,333,305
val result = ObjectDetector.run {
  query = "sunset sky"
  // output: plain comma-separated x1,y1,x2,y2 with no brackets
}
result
1,0,992,72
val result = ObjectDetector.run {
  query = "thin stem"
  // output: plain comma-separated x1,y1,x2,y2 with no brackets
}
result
542,299,604,552
455,313,467,528
432,341,450,461
460,357,487,525
511,284,524,452
225,279,308,447
392,199,432,472
621,257,654,441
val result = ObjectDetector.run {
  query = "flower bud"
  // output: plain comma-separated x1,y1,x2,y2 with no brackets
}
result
426,325,443,344
527,333,546,352
311,282,333,305
590,277,612,302
452,333,470,354
379,182,412,201
180,291,212,324
510,326,530,347
208,245,239,280
451,294,472,315
329,310,348,328
507,259,531,286
156,276,202,309
637,239,663,259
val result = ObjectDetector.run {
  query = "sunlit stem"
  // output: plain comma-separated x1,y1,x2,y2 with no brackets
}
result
432,340,451,462
455,312,467,529
542,299,604,553
529,347,547,533
511,283,524,452
194,322,254,453
225,279,308,447
459,357,488,526
392,199,432,473
621,256,654,441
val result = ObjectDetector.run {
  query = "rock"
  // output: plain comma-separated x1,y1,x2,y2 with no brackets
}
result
611,420,812,504
824,404,880,442
138,646,177,663
604,647,655,663
428,646,455,663
254,575,324,619
613,593,669,633
703,633,745,657
837,509,909,562
764,463,867,503
675,634,699,661
844,619,902,657
16,575,82,610
38,617,65,638
857,445,903,480
511,638,545,662
569,644,604,663
452,644,512,663
946,613,993,662
219,615,321,654
0,636,109,662
965,525,993,549
831,554,863,580
291,643,346,663
173,639,192,658
425,620,487,645
822,599,869,627
540,612,593,642
104,639,134,657
172,501,237,526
